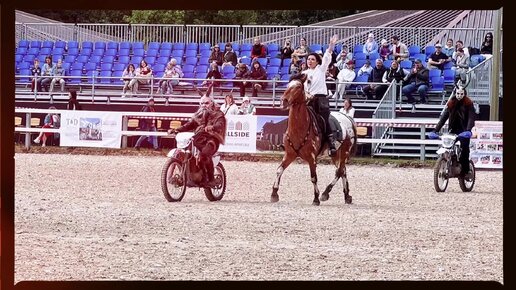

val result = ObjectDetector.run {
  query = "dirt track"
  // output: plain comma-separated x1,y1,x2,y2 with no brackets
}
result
14,153,503,282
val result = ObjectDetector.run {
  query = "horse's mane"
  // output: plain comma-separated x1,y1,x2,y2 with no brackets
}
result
289,73,307,83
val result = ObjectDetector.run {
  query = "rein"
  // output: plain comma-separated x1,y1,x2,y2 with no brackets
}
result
284,83,315,156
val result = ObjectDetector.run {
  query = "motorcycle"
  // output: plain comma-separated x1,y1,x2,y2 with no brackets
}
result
161,132,227,202
433,133,475,192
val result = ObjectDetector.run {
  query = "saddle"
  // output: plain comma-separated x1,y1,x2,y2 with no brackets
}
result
306,106,343,141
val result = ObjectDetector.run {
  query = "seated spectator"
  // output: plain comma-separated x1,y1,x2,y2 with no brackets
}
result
332,60,356,100
357,59,372,77
382,60,405,97
33,106,60,147
222,42,238,69
209,44,224,66
402,59,429,104
220,94,239,115
280,39,294,66
452,48,470,84
239,96,256,115
362,58,387,100
339,98,355,118
299,61,307,72
129,60,152,95
121,63,136,98
452,40,470,60
390,35,409,61
67,90,82,110
291,37,310,60
442,38,455,60
480,32,493,55
326,62,339,92
234,62,249,97
30,58,42,92
49,58,66,94
242,60,267,98
362,33,378,58
378,39,391,60
335,46,353,70
427,43,449,70
289,55,301,74
251,37,266,60
40,56,54,92
201,62,223,97
157,59,183,95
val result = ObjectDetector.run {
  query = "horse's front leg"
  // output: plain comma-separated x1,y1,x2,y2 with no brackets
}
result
341,164,352,204
308,161,321,206
320,166,343,202
271,153,296,203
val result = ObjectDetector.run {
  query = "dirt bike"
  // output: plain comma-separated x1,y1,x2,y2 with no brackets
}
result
161,132,227,202
433,133,475,192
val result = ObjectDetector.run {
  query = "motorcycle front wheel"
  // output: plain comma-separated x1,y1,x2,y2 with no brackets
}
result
204,163,227,201
161,157,187,202
433,157,449,192
458,160,476,192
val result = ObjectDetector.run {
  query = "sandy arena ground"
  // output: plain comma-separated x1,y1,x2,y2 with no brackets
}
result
14,153,503,282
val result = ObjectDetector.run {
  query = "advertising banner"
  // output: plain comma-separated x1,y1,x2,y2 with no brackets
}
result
59,110,123,148
470,121,503,169
219,114,257,153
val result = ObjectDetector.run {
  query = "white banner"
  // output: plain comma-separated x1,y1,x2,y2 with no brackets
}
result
59,110,123,148
219,114,257,153
470,121,503,169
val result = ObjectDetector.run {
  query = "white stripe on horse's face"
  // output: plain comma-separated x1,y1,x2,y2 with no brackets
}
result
287,79,302,89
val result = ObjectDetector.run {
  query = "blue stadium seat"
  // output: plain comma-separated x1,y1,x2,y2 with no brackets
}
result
119,42,131,50
84,62,98,72
200,50,211,58
424,46,436,56
268,50,279,58
118,48,130,56
153,63,165,73
18,62,30,70
413,53,427,63
240,51,251,58
198,57,210,65
107,41,119,50
353,44,363,53
194,72,207,85
383,60,392,69
196,65,208,73
132,42,144,51
268,58,281,68
185,50,197,58
144,56,156,66
185,57,198,66
469,54,485,67
22,54,35,63
222,65,235,75
280,66,290,75
99,70,112,84
159,49,171,58
172,42,185,51
39,47,52,56
199,42,211,52
30,40,42,49
368,52,380,61
174,58,183,65
355,59,367,68
55,41,66,49
42,40,54,49
36,55,47,63
100,63,113,72
93,48,105,57
16,47,28,55
309,44,322,52
182,72,195,84
27,47,39,55
281,58,291,68
171,50,184,58
79,48,92,56
67,48,79,56
64,55,76,64
82,41,93,50
278,74,291,87
354,52,366,60
67,41,79,50
443,69,455,85
240,43,252,52
75,55,89,64
256,58,267,67
429,69,442,78
18,40,29,48
186,43,198,52
113,63,126,72
148,42,160,51
52,47,64,55
18,69,31,83
112,70,124,85
52,54,63,62
94,41,106,50
400,60,413,69
429,76,444,94
131,56,143,65
68,70,83,84
146,49,159,57
101,55,115,64
132,49,145,57
182,64,195,73
117,56,130,65
15,54,24,62
85,70,98,83
71,62,84,71
266,66,279,75
156,56,169,65
104,49,117,56
61,62,71,73
267,43,279,53
160,42,173,51
408,45,421,57
231,43,240,52
443,61,453,70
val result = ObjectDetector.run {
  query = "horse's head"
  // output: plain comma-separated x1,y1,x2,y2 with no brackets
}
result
281,73,307,110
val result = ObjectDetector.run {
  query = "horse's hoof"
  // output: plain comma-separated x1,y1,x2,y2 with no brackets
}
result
345,195,352,204
320,192,329,201
312,200,320,206
271,195,279,203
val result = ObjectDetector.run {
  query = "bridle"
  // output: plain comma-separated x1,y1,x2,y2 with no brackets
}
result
282,79,307,108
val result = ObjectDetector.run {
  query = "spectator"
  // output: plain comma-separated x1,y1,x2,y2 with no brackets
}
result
134,98,159,151
452,40,470,60
402,59,429,104
299,61,308,72
335,46,353,71
480,32,493,55
427,43,449,70
40,56,53,92
49,58,66,95
452,48,470,84
390,35,409,61
291,37,310,60
251,37,266,60
362,58,387,100
234,62,249,97
157,59,183,95
357,59,372,77
362,33,378,58
242,60,267,98
239,96,256,115
220,94,239,115
129,60,152,96
209,44,223,66
382,60,406,98
121,63,136,98
378,39,391,60
290,55,301,74
67,90,82,110
332,60,356,100
201,62,223,97
33,106,60,147
339,98,355,118
222,42,238,69
280,39,294,66
325,62,339,93
442,38,455,60
30,58,42,92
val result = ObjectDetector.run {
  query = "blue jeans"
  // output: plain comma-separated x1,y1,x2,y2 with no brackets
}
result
402,83,428,103
135,126,158,149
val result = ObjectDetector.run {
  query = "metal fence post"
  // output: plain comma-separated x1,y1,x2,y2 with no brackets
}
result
25,113,31,149
420,124,426,161
121,115,128,148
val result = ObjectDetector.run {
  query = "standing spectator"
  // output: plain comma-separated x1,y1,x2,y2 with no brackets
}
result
378,39,391,60
332,60,356,100
134,98,159,151
238,96,256,115
121,63,136,98
382,60,406,98
452,48,470,84
291,37,310,61
209,44,223,66
251,37,267,60
234,62,249,97
362,33,378,58
480,32,493,55
390,35,409,61
40,56,54,92
129,60,153,96
222,42,238,69
220,94,239,115
67,90,82,110
442,38,455,60
357,59,372,77
280,39,294,66
201,62,223,97
33,106,60,147
452,40,470,60
49,58,66,95
427,43,449,70
402,59,429,104
362,58,387,100
339,98,355,118
242,60,267,98
30,58,42,92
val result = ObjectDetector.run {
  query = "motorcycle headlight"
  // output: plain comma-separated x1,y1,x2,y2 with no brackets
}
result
442,135,456,148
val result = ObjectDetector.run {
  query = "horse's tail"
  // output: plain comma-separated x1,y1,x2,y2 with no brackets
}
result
350,122,358,157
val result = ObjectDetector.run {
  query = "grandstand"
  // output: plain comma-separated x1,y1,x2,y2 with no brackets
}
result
14,9,502,158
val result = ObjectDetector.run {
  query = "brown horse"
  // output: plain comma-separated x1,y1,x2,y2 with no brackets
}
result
271,74,357,205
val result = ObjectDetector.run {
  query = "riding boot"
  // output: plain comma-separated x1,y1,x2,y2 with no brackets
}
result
327,134,337,157
203,159,217,187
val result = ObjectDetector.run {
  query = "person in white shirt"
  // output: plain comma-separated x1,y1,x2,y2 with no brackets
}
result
220,94,239,115
302,34,338,156
333,60,356,100
339,98,355,118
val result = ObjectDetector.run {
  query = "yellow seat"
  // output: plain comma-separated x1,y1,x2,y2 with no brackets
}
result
15,116,22,126
30,117,41,127
170,120,182,129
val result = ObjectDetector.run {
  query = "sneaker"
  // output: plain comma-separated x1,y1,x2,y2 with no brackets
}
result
33,138,40,144
121,94,126,98
41,143,46,147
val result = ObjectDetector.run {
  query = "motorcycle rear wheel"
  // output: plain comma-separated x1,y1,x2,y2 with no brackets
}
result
434,157,449,192
204,163,227,201
161,157,187,202
458,160,476,192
